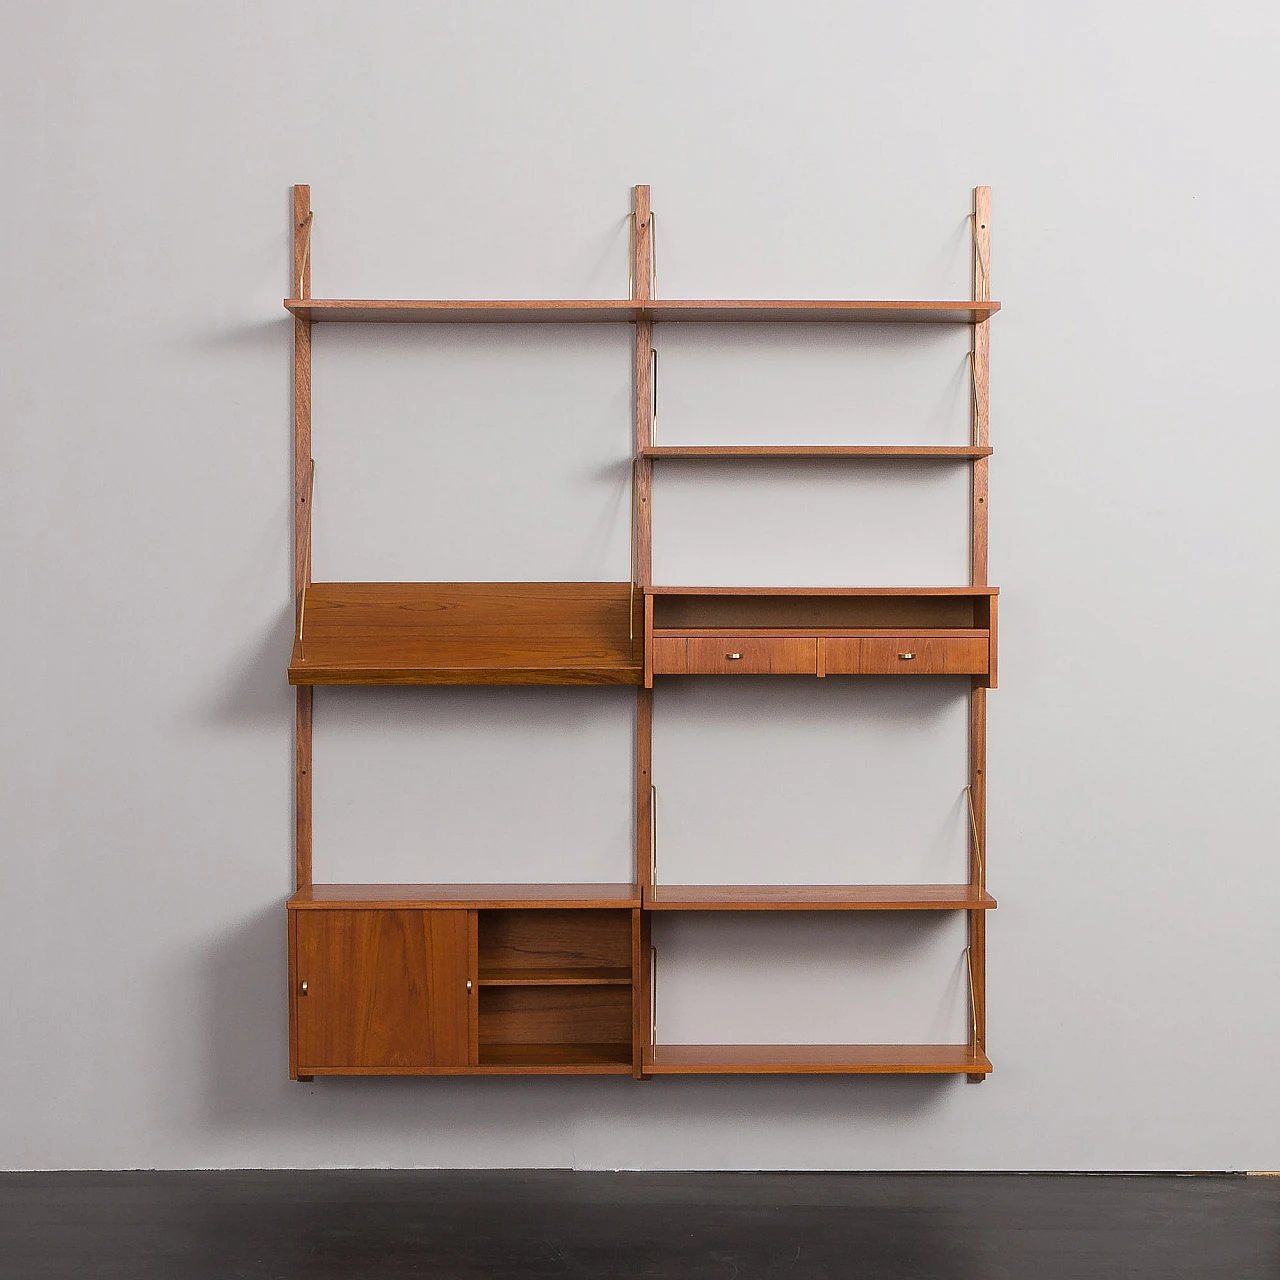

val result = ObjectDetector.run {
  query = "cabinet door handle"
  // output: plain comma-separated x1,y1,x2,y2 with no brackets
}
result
299,981,308,995
726,653,742,660
898,652,916,660
466,979,473,994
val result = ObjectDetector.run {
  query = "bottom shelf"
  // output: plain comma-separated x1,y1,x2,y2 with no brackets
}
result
478,1043,633,1074
644,1044,991,1075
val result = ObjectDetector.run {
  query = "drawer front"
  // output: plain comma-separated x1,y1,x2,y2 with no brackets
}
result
824,637,989,675
651,637,691,674
685,637,817,675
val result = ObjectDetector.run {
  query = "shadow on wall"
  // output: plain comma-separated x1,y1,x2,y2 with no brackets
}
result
197,907,638,1158
204,601,295,731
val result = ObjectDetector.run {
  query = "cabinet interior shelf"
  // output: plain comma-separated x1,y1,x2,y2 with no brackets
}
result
645,885,996,911
479,1044,634,1071
478,968,632,986
644,1044,993,1075
642,445,993,459
289,582,642,686
289,884,642,910
285,298,1000,325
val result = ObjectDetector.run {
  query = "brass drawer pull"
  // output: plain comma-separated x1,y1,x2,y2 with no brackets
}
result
299,981,308,995
726,652,742,660
898,652,916,660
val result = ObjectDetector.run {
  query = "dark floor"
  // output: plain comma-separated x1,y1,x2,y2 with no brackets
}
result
0,1170,1276,1279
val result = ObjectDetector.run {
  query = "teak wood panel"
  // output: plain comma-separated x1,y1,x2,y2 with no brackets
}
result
644,1044,993,1074
642,445,994,458
289,884,641,910
822,636,989,675
654,637,817,675
477,910,632,973
477,1043,633,1071
478,986,632,1046
283,299,1000,325
294,910,471,1070
644,884,997,910
289,582,642,685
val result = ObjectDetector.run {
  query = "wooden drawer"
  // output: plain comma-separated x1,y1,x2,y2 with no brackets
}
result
654,637,817,675
823,636,988,675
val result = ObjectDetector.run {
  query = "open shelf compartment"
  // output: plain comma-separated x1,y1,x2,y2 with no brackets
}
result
476,908,634,1070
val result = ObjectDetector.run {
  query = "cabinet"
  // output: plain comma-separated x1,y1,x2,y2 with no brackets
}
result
293,909,472,1072
284,183,999,1080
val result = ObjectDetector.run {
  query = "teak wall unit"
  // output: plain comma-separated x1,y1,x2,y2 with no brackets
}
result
285,184,1000,1081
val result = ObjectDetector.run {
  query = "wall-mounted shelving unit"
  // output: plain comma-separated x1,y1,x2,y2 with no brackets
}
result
284,183,999,1082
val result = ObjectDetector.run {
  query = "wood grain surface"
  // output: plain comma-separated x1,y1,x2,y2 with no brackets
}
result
295,909,471,1070
644,1043,993,1074
289,884,642,910
644,884,996,910
289,582,643,685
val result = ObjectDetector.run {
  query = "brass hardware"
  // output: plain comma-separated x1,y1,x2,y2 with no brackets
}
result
299,981,308,995
466,979,473,994
297,210,313,295
968,348,980,445
650,346,658,445
629,458,637,642
650,782,657,882
964,946,979,1053
296,459,316,654
727,653,742,660
969,211,989,291
650,945,657,1044
649,210,658,299
627,209,635,301
965,784,985,890
898,652,915,660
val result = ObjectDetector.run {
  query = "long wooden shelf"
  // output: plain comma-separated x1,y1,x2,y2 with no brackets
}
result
285,299,1000,325
649,586,998,597
646,300,999,324
646,885,995,911
285,299,639,323
643,445,993,459
289,582,642,685
479,968,632,986
645,1044,992,1075
289,884,642,910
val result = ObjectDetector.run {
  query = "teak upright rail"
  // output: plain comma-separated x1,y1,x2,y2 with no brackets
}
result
285,184,1000,1081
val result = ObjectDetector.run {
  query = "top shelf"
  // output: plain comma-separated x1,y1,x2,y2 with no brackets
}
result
284,299,1001,325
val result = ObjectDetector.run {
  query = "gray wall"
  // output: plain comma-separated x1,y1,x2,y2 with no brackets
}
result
3,0,1278,1171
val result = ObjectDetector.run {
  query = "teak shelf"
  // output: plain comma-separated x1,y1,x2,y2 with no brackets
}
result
284,183,999,1081
289,582,642,686
284,299,1000,325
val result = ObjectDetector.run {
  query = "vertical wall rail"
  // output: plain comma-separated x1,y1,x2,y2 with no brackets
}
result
293,184,314,893
632,184,654,587
632,185,656,1078
637,687,653,896
967,186,991,1080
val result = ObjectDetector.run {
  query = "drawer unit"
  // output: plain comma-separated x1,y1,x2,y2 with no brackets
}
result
822,636,988,675
654,636,818,675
